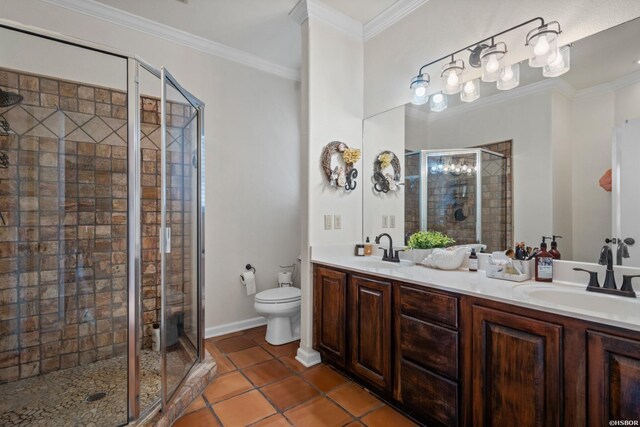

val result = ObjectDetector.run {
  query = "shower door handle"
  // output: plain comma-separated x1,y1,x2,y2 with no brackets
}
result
163,227,172,254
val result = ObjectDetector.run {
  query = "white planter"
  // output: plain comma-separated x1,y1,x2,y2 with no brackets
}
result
402,248,434,264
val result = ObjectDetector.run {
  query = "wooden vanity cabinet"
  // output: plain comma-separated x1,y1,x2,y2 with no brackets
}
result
470,305,563,427
394,283,460,427
313,266,347,366
348,275,392,391
587,331,640,425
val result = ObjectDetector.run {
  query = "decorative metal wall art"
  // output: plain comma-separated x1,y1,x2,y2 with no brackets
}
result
321,141,360,192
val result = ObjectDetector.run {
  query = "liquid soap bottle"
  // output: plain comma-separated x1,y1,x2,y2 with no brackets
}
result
468,249,478,272
549,235,562,260
364,237,373,256
535,236,553,282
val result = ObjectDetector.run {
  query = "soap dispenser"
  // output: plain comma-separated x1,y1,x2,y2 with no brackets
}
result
364,237,373,256
549,235,562,259
535,236,553,282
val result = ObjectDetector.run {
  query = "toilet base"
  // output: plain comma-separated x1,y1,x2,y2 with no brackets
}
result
265,315,300,345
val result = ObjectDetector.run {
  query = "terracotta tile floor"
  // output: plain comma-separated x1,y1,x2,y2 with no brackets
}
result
173,326,418,426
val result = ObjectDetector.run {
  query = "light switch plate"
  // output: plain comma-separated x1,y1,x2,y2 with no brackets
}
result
334,214,341,230
324,214,332,230
389,215,396,228
382,215,388,228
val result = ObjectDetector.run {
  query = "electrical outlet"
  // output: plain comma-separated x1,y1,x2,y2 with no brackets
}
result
324,214,332,230
382,215,389,228
389,215,396,228
333,214,341,230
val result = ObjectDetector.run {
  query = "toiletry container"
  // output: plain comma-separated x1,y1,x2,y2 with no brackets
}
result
549,235,562,259
535,237,553,282
364,237,373,256
469,248,478,271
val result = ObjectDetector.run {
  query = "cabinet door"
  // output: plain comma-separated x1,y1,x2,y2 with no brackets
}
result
349,275,392,391
472,306,562,427
587,331,640,425
313,266,347,366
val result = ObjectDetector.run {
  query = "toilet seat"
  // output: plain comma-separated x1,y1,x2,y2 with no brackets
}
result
255,287,301,304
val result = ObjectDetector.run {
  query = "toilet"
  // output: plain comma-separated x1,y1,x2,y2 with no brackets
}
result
254,287,301,345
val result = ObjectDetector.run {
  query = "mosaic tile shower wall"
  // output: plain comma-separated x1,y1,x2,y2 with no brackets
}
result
0,67,195,383
404,142,512,252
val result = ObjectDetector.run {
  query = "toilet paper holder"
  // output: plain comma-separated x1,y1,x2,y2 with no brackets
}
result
240,264,256,281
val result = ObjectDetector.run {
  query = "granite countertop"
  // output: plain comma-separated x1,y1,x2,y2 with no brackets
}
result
311,254,640,332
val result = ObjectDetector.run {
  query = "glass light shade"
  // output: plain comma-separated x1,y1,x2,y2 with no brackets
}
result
543,45,570,77
430,92,447,112
527,24,559,67
441,59,464,95
497,63,520,90
460,78,480,103
480,43,507,82
410,74,430,105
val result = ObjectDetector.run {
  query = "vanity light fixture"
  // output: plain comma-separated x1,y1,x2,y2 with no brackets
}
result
441,58,465,94
409,17,567,106
410,74,430,105
480,42,507,82
461,78,480,103
526,21,562,67
430,92,448,112
543,45,570,77
497,63,520,90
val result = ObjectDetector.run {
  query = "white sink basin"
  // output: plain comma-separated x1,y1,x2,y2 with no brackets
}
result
349,257,413,271
514,284,640,319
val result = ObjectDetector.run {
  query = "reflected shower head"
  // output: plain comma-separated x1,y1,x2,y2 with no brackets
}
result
0,89,23,107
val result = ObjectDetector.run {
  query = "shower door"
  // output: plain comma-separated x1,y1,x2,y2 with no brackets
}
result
159,68,204,406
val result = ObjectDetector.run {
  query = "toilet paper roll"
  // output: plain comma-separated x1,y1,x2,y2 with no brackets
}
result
241,271,256,296
278,272,293,285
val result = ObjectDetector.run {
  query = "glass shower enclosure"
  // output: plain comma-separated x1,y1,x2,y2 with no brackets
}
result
405,148,508,252
0,20,205,425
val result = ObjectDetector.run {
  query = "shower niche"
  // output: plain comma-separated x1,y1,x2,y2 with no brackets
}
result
0,22,206,425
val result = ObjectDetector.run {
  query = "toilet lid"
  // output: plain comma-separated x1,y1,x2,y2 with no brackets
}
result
255,287,301,303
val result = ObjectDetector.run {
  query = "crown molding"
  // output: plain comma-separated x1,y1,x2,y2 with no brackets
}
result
574,69,640,100
364,0,428,41
40,0,300,81
289,0,363,40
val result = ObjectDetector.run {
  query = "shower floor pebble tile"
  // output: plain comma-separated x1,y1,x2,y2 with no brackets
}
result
173,326,418,427
0,350,186,427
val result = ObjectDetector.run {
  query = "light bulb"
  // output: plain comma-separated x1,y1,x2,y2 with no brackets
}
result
447,72,459,86
502,65,514,81
485,55,500,73
548,52,564,68
464,81,475,94
462,164,468,171
433,93,444,103
415,86,426,97
534,35,550,56
431,166,437,173
437,162,444,170
444,167,449,173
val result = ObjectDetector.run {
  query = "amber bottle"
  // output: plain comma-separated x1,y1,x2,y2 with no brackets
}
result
535,238,553,282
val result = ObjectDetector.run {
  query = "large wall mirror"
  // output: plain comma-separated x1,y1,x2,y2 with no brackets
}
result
362,17,640,266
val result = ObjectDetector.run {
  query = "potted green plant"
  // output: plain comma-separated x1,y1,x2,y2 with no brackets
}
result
406,231,456,263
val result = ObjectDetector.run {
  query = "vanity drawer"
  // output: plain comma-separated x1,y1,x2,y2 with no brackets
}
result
400,315,458,379
398,285,458,328
400,360,458,427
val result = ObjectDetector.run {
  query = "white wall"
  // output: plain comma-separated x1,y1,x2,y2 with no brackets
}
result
363,0,640,118
362,106,405,244
1,0,301,333
298,16,364,365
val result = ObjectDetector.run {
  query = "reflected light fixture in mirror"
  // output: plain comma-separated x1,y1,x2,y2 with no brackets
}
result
410,74,430,105
461,78,480,102
543,45,570,77
430,92,447,112
441,59,465,94
497,63,520,90
481,42,507,82
526,21,561,67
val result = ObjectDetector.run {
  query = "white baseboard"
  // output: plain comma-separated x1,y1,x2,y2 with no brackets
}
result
205,316,267,339
295,346,322,367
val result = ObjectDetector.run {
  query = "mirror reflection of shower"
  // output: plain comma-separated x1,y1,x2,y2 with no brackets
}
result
405,147,511,252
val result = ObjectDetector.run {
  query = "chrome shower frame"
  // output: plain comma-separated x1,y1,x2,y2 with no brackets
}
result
0,19,206,423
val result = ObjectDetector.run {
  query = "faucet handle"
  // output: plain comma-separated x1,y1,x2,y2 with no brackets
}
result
378,247,388,258
621,275,640,296
573,268,600,288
